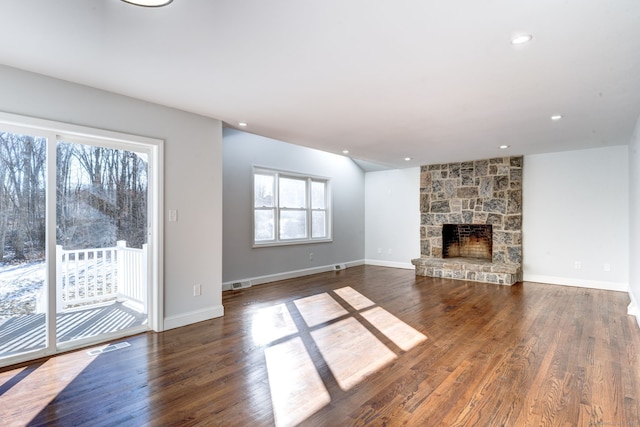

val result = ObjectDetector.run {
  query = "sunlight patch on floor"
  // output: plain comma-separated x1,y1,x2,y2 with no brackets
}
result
260,286,427,426
311,316,398,390
293,292,348,327
334,286,375,310
264,337,330,427
251,303,298,345
0,352,95,425
361,306,428,351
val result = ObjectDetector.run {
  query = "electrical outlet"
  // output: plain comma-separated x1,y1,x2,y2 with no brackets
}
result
574,261,582,270
168,209,178,222
309,252,313,260
604,263,611,272
193,284,201,296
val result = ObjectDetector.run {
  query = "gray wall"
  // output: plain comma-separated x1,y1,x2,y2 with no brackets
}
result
0,65,223,328
223,128,365,284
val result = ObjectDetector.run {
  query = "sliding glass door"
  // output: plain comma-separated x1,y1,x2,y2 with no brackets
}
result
0,115,160,367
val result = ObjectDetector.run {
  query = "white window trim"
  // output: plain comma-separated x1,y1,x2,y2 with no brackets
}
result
253,166,332,247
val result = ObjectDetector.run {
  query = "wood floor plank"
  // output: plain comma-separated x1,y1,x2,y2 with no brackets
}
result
1,265,640,426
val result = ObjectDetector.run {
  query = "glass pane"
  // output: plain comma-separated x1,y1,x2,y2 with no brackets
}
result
0,130,48,358
311,181,326,209
56,141,148,345
279,177,306,209
254,173,274,207
255,209,275,241
56,142,148,250
312,211,326,238
280,210,307,240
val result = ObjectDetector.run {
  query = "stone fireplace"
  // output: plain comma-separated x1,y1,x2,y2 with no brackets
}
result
411,156,523,285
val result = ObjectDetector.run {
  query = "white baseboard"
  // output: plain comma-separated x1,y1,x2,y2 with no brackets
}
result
163,305,224,331
364,259,415,270
523,274,628,292
222,260,366,291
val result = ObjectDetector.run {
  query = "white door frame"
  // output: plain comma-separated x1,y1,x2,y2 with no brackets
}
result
0,112,163,367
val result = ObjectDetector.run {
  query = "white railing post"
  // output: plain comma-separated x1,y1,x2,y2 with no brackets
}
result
116,240,126,300
55,240,145,313
56,245,64,312
142,243,148,314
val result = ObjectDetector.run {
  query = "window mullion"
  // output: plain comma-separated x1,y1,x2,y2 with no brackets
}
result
306,178,311,239
274,172,280,242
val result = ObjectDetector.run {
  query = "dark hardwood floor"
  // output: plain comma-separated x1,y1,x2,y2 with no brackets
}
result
1,265,639,426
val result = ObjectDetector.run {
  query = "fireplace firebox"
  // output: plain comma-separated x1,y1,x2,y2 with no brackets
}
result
442,224,492,261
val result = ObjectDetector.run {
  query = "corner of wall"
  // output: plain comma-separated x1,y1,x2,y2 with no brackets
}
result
628,291,640,329
629,114,640,330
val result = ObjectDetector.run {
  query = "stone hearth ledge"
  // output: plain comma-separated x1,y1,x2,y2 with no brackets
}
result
411,257,522,286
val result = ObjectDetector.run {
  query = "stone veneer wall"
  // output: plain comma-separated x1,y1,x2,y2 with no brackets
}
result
419,156,523,265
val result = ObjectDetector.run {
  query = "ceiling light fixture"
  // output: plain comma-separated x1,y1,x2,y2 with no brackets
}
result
511,34,533,45
551,114,563,121
404,157,412,161
342,150,350,154
238,122,247,127
121,0,173,7
499,145,510,149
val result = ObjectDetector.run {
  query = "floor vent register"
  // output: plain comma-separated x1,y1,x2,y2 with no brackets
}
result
87,341,131,356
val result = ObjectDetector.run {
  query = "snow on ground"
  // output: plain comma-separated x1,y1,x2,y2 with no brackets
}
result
1,252,144,321
0,260,45,319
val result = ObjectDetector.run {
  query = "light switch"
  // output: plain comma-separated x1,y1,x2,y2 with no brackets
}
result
168,209,178,222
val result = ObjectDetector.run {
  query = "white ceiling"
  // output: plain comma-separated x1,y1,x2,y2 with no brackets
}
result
2,0,640,169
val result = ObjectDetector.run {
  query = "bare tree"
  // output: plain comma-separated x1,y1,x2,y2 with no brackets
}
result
56,142,147,249
1,132,148,259
0,132,46,261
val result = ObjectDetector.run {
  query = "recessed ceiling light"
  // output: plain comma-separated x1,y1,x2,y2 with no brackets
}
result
404,157,412,161
238,122,248,127
121,0,173,6
342,150,350,154
499,145,510,149
511,34,533,45
551,115,563,121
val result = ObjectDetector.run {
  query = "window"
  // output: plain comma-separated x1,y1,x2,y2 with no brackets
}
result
254,168,331,246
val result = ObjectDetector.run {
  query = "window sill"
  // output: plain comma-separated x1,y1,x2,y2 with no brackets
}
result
253,238,333,248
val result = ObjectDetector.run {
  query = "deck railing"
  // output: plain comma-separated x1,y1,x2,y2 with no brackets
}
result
56,241,147,313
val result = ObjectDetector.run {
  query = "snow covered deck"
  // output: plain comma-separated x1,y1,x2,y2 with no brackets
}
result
1,242,148,358
0,301,146,357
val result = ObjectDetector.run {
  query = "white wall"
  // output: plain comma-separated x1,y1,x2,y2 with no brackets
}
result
222,129,365,286
629,116,640,323
364,168,420,269
523,146,629,291
0,65,223,329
